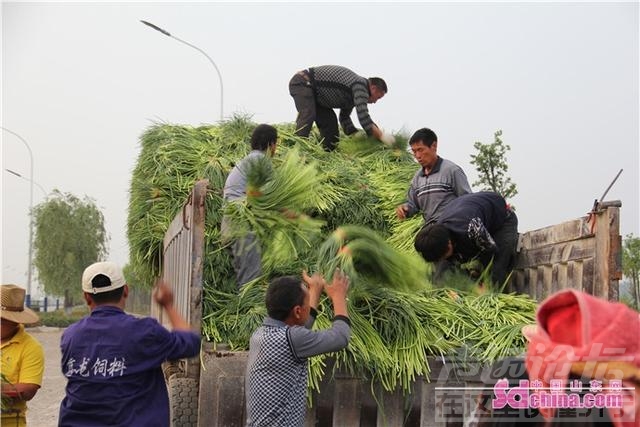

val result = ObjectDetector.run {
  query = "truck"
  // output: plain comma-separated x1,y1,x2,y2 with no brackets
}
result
151,178,623,427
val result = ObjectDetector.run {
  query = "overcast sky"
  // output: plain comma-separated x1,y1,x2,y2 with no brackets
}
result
2,2,638,297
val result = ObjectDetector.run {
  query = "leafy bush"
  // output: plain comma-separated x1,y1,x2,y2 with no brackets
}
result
34,307,89,327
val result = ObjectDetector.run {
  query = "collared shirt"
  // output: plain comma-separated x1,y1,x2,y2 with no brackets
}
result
309,65,376,136
223,150,270,202
405,156,472,224
1,324,44,425
245,314,351,427
58,305,200,427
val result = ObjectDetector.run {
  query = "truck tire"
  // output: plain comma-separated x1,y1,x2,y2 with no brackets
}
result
168,375,199,427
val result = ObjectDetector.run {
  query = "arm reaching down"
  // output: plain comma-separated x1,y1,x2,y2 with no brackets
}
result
153,281,192,331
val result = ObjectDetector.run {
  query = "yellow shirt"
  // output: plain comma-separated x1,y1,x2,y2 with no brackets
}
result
1,325,44,426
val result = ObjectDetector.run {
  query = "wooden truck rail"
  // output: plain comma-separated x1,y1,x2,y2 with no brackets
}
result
155,180,622,426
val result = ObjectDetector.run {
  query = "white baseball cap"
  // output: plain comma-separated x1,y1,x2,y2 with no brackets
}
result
82,262,126,294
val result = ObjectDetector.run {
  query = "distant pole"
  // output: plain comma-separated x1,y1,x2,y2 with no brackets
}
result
2,127,34,307
5,169,48,196
141,20,224,122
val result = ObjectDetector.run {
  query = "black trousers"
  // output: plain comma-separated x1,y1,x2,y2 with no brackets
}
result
289,73,339,151
491,210,519,286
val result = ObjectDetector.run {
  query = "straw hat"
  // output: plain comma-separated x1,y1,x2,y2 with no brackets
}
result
0,284,40,324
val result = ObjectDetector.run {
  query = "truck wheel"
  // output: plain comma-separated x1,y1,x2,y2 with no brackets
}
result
168,375,199,427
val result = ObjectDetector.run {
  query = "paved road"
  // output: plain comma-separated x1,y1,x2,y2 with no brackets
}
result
26,326,65,427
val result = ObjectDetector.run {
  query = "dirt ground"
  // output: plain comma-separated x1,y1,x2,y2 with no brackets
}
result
25,326,66,427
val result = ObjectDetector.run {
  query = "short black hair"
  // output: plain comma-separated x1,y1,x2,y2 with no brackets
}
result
409,128,437,148
250,124,278,151
414,224,451,262
265,276,306,321
87,274,125,304
369,77,387,93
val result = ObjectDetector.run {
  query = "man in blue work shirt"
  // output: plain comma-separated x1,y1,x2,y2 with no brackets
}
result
58,261,200,427
414,191,518,287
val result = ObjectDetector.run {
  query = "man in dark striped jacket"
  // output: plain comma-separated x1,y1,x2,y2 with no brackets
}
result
289,65,394,151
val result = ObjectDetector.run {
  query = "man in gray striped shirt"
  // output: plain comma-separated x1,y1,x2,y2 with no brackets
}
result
396,128,472,225
289,65,394,151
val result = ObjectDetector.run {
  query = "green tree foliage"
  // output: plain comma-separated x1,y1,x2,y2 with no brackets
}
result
470,130,518,202
622,233,640,309
32,190,109,304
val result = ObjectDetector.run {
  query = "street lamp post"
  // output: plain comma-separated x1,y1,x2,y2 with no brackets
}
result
5,169,47,197
141,20,224,122
2,127,34,307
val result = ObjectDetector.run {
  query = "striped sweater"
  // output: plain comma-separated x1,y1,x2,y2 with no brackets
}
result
309,65,376,135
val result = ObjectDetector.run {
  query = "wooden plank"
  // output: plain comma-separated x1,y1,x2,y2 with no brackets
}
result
376,387,404,427
582,258,595,296
421,360,445,427
519,217,591,250
332,377,362,426
514,204,620,302
556,263,567,292
535,266,547,301
527,268,537,300
567,260,584,292
514,239,595,269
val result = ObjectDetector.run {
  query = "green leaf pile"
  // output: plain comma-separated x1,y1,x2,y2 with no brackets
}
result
128,115,537,393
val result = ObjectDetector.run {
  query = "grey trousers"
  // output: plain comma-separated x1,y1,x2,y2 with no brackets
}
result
221,216,262,288
231,233,262,288
289,73,340,151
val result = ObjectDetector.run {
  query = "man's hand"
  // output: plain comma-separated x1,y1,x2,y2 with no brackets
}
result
380,132,396,146
396,204,409,220
302,270,325,309
324,269,349,317
153,280,192,330
324,269,349,299
153,281,175,308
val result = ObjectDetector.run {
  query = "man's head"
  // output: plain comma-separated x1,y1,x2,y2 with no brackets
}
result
250,123,278,156
368,77,387,104
265,276,310,326
414,224,453,262
0,284,39,339
81,262,128,306
409,128,438,170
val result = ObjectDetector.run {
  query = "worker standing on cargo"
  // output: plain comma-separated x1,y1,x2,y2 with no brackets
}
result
58,262,200,427
1,284,44,427
222,124,278,287
396,127,472,225
289,65,394,151
245,269,351,426
413,191,518,287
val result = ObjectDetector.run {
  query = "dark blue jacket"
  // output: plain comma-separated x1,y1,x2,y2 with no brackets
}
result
59,305,200,427
437,191,509,264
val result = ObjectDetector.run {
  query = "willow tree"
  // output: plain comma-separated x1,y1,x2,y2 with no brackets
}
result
33,190,109,306
470,130,518,202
